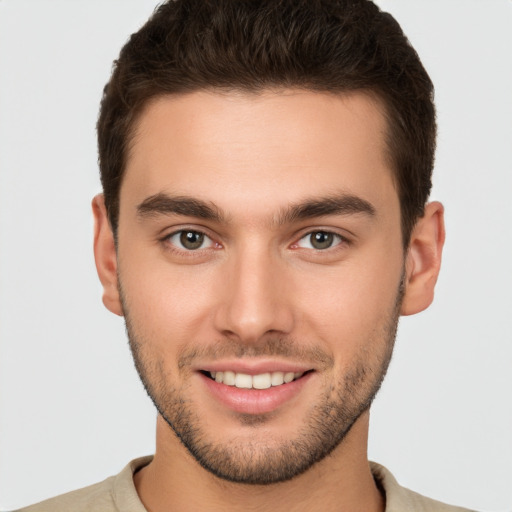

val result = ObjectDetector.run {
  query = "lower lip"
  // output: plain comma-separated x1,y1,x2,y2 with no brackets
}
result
200,372,313,415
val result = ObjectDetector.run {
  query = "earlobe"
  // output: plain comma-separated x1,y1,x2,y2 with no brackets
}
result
401,201,445,316
92,194,123,317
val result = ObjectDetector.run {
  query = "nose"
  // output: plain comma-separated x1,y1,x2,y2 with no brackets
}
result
213,244,295,343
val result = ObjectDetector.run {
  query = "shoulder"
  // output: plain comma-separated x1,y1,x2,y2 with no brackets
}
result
14,476,116,512
370,462,477,512
14,456,152,512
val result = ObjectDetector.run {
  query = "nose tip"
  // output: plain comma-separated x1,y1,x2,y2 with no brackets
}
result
213,255,294,343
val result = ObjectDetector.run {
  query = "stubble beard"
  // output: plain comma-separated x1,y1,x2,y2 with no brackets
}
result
121,279,403,485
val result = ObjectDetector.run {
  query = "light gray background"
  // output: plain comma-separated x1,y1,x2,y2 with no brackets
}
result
1,1,511,510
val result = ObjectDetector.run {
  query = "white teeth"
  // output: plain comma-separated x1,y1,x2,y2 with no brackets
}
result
284,372,295,383
252,373,271,390
235,373,252,389
271,371,284,386
223,370,236,386
208,370,304,389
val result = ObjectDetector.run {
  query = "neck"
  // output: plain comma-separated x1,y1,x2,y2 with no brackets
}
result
134,413,385,512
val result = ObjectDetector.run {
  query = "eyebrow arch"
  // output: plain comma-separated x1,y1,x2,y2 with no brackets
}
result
276,194,376,225
137,193,224,222
136,192,375,225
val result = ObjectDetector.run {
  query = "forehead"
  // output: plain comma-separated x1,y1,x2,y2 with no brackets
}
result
122,89,396,218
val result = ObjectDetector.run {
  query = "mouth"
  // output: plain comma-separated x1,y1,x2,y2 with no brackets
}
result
202,370,310,390
198,363,315,415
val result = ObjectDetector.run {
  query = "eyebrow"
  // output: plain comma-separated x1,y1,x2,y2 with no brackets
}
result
136,192,375,225
137,193,224,222
275,194,376,225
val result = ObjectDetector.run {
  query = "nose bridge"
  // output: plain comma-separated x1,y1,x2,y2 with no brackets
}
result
214,239,293,342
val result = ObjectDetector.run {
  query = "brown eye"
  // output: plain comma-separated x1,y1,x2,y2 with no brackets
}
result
296,231,343,250
180,231,204,250
310,231,334,249
168,230,213,250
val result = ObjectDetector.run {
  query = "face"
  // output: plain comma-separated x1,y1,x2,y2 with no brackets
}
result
111,90,407,484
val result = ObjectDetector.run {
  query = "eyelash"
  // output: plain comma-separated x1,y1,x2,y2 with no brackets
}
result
161,229,220,254
161,228,350,255
293,230,349,251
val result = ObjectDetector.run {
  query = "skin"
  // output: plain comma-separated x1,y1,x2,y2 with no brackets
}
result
93,90,444,512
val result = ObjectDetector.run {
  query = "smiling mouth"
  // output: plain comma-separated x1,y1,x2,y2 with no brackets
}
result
202,370,311,390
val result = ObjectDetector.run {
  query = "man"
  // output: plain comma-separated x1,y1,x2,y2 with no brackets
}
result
16,0,474,510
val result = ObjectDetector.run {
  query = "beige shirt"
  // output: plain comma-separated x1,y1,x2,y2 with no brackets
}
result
16,457,476,512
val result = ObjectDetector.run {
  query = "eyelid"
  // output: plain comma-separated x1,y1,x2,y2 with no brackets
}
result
291,228,351,250
170,231,213,250
160,226,222,252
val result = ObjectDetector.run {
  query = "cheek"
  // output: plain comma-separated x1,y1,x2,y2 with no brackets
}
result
118,252,219,348
293,250,403,348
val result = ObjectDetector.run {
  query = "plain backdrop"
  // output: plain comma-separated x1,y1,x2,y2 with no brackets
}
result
1,1,511,510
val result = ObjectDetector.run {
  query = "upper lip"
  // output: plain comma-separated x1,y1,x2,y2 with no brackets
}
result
194,359,314,375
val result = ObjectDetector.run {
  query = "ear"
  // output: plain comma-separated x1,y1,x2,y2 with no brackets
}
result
92,194,123,316
401,201,445,316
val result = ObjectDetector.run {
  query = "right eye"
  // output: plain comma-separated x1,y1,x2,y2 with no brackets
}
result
167,230,214,251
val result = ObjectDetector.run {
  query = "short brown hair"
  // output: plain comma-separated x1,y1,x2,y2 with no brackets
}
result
97,0,435,246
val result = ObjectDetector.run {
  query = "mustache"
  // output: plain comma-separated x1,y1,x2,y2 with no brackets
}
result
177,337,334,370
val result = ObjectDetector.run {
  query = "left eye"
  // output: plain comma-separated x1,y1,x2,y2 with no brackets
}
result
296,231,343,250
168,230,214,250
